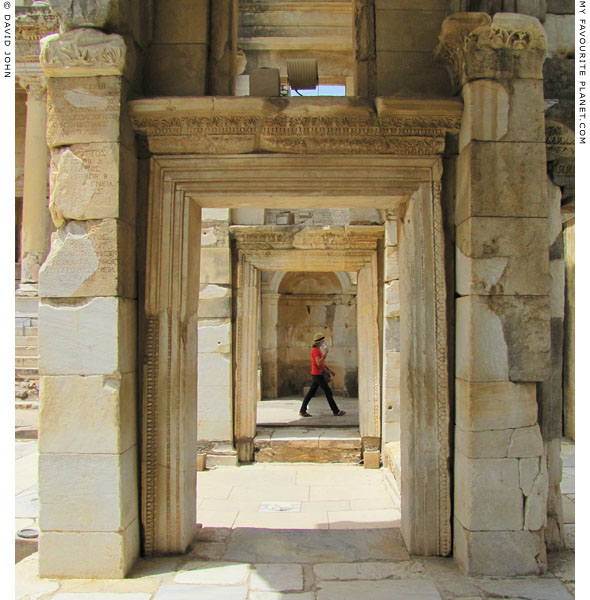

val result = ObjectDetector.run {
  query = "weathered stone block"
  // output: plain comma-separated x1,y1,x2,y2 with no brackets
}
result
384,281,400,317
454,518,545,576
364,450,381,469
507,425,544,458
197,385,232,423
456,296,550,382
377,51,452,96
376,9,445,53
46,76,134,148
505,79,546,143
201,248,231,285
231,208,265,225
384,246,399,281
383,386,401,423
383,352,401,389
456,379,537,431
547,0,574,14
524,456,548,530
49,143,137,225
459,79,509,151
199,284,231,318
384,317,400,352
39,297,136,376
39,219,135,298
197,420,233,442
203,208,230,221
39,523,139,578
197,352,231,387
201,221,230,248
455,452,524,530
455,426,513,458
40,373,136,454
153,0,208,44
456,217,549,296
456,142,548,224
544,15,575,58
385,218,397,246
145,43,208,96
519,457,540,496
39,447,138,532
198,319,231,353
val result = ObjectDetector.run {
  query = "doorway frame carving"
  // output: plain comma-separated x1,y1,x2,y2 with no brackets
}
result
142,153,451,557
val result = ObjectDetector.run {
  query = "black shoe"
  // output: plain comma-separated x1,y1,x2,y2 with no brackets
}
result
299,411,312,417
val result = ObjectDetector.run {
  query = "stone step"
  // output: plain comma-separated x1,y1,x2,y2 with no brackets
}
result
15,356,38,368
15,336,38,347
254,427,361,463
15,327,38,337
15,346,38,357
15,367,39,379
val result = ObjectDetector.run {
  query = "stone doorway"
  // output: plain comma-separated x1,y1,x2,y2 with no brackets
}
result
140,150,452,558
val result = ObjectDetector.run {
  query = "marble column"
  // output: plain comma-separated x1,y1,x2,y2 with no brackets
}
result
436,12,551,576
17,73,50,290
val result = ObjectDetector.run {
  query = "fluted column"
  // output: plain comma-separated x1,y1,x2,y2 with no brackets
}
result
17,73,50,290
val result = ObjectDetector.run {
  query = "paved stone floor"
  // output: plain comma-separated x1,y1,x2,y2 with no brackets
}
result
257,397,359,428
15,438,576,599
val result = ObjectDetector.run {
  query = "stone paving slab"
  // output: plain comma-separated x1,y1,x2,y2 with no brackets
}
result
154,584,248,599
53,594,152,600
223,528,410,563
16,486,39,518
250,593,315,600
249,563,304,592
313,560,426,580
316,579,443,599
16,440,38,460
174,561,249,585
257,398,359,428
475,577,574,599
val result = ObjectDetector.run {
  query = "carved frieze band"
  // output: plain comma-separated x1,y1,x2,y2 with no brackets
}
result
431,181,451,556
130,112,461,156
16,12,59,41
435,12,547,92
40,28,129,77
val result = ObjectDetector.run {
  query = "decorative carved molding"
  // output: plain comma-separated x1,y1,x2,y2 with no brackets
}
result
431,180,452,556
16,11,59,41
40,28,129,77
230,226,384,251
545,120,575,161
129,97,463,156
435,12,547,92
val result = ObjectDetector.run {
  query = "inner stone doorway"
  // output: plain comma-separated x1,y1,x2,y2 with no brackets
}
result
142,154,451,558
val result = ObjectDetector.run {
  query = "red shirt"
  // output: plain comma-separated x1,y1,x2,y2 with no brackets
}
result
310,347,324,375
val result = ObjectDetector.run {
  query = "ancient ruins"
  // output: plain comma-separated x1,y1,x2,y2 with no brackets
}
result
14,0,575,581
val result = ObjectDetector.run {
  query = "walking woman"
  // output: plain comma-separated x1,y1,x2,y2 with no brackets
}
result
299,333,346,417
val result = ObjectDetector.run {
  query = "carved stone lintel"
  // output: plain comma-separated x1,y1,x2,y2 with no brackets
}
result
129,97,463,156
435,12,547,93
40,28,132,78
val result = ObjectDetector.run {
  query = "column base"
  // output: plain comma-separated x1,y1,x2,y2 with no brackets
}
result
16,283,39,296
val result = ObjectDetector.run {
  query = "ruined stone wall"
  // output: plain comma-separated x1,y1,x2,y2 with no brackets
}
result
198,209,233,443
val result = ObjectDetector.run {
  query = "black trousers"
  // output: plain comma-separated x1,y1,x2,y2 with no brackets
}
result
300,374,340,414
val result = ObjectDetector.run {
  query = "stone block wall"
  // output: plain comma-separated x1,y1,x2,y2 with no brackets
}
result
375,0,451,96
198,209,233,443
382,216,401,445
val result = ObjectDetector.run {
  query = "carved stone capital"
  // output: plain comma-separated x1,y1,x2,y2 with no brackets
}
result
17,73,47,102
40,28,133,78
435,12,547,93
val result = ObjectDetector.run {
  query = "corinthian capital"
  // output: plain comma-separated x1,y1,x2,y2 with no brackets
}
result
40,28,134,78
435,12,547,93
17,73,47,102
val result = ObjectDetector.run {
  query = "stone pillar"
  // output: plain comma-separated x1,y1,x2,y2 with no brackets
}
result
17,73,50,290
437,13,551,576
208,0,238,95
37,28,140,578
261,293,280,399
357,256,381,452
353,0,377,97
234,251,260,462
